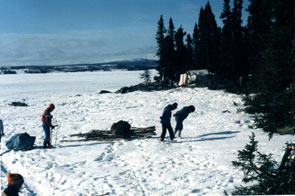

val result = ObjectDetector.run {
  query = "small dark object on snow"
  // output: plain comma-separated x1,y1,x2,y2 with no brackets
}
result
222,110,231,113
9,102,28,107
99,90,112,94
111,120,131,138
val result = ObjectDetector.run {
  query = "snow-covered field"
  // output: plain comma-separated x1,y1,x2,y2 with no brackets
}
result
0,71,291,196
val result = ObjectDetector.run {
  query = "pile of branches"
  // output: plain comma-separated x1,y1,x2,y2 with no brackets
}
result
62,126,156,142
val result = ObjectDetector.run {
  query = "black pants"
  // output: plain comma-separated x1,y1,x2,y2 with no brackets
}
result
160,123,174,140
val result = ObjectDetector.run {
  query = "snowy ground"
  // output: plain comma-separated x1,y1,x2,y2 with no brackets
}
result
0,71,292,196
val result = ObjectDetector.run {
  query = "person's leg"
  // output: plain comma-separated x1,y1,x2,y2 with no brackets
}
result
160,124,167,141
178,121,183,138
174,121,180,135
167,124,175,140
174,118,181,136
43,122,50,147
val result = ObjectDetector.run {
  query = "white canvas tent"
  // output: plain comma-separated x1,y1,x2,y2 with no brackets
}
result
178,69,209,86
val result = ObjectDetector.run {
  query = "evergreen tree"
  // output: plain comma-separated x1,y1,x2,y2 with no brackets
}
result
232,0,249,80
219,0,233,81
162,33,176,81
219,0,248,87
234,1,295,194
245,0,295,136
247,0,272,77
140,69,152,85
192,23,200,70
231,133,295,195
197,3,220,73
204,2,220,74
167,17,175,39
163,18,177,81
155,15,166,81
185,34,194,71
174,26,187,76
197,7,208,70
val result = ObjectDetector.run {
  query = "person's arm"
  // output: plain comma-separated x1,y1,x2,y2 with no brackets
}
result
44,111,55,129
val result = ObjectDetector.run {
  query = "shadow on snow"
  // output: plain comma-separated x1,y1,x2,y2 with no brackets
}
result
195,131,240,138
180,130,240,143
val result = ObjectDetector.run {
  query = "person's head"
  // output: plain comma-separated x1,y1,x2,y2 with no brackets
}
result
7,173,24,189
188,105,195,113
48,103,55,111
171,102,178,110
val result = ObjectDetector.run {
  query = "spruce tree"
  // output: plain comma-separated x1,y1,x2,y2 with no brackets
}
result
219,0,233,82
192,23,200,69
167,17,175,39
164,18,177,81
219,0,249,88
197,3,220,73
155,15,166,81
197,7,208,70
247,0,272,77
162,34,176,82
140,69,151,85
204,2,220,75
174,26,187,76
232,0,249,81
233,1,295,194
185,34,193,71
231,133,295,195
245,0,295,136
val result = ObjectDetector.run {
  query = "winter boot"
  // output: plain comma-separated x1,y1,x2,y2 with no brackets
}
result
43,141,50,148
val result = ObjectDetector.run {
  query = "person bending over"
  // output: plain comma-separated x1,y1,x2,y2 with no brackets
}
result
174,105,195,138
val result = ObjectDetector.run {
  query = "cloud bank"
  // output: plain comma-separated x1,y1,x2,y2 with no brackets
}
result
0,32,156,66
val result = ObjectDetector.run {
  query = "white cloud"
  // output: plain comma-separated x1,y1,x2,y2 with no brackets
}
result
0,29,157,66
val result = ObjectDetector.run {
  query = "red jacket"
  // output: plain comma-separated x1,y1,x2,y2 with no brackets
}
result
42,108,54,128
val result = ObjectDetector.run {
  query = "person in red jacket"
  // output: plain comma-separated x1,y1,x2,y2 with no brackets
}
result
42,104,57,148
2,173,24,196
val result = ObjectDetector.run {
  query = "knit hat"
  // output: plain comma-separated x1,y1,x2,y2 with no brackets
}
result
188,105,195,112
171,102,178,109
7,173,24,185
48,103,55,110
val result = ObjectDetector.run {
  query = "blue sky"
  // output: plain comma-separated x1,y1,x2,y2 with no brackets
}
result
0,0,249,66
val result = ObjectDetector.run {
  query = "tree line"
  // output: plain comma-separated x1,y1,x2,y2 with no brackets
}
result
156,0,294,194
156,0,294,136
156,0,250,87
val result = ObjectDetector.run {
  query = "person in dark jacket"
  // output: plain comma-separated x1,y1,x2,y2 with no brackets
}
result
2,173,24,196
174,105,195,138
42,104,57,148
160,103,178,142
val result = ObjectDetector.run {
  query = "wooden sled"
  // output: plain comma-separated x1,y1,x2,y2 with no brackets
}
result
61,126,156,142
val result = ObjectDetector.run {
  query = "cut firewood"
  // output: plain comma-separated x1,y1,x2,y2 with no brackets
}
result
62,126,156,142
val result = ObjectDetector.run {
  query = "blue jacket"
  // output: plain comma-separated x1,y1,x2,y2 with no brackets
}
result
174,106,191,122
160,105,173,126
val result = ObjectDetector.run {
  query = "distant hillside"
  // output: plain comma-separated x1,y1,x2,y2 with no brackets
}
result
0,59,158,74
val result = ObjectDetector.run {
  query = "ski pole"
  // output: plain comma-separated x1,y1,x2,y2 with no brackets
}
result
50,127,52,148
55,126,58,147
